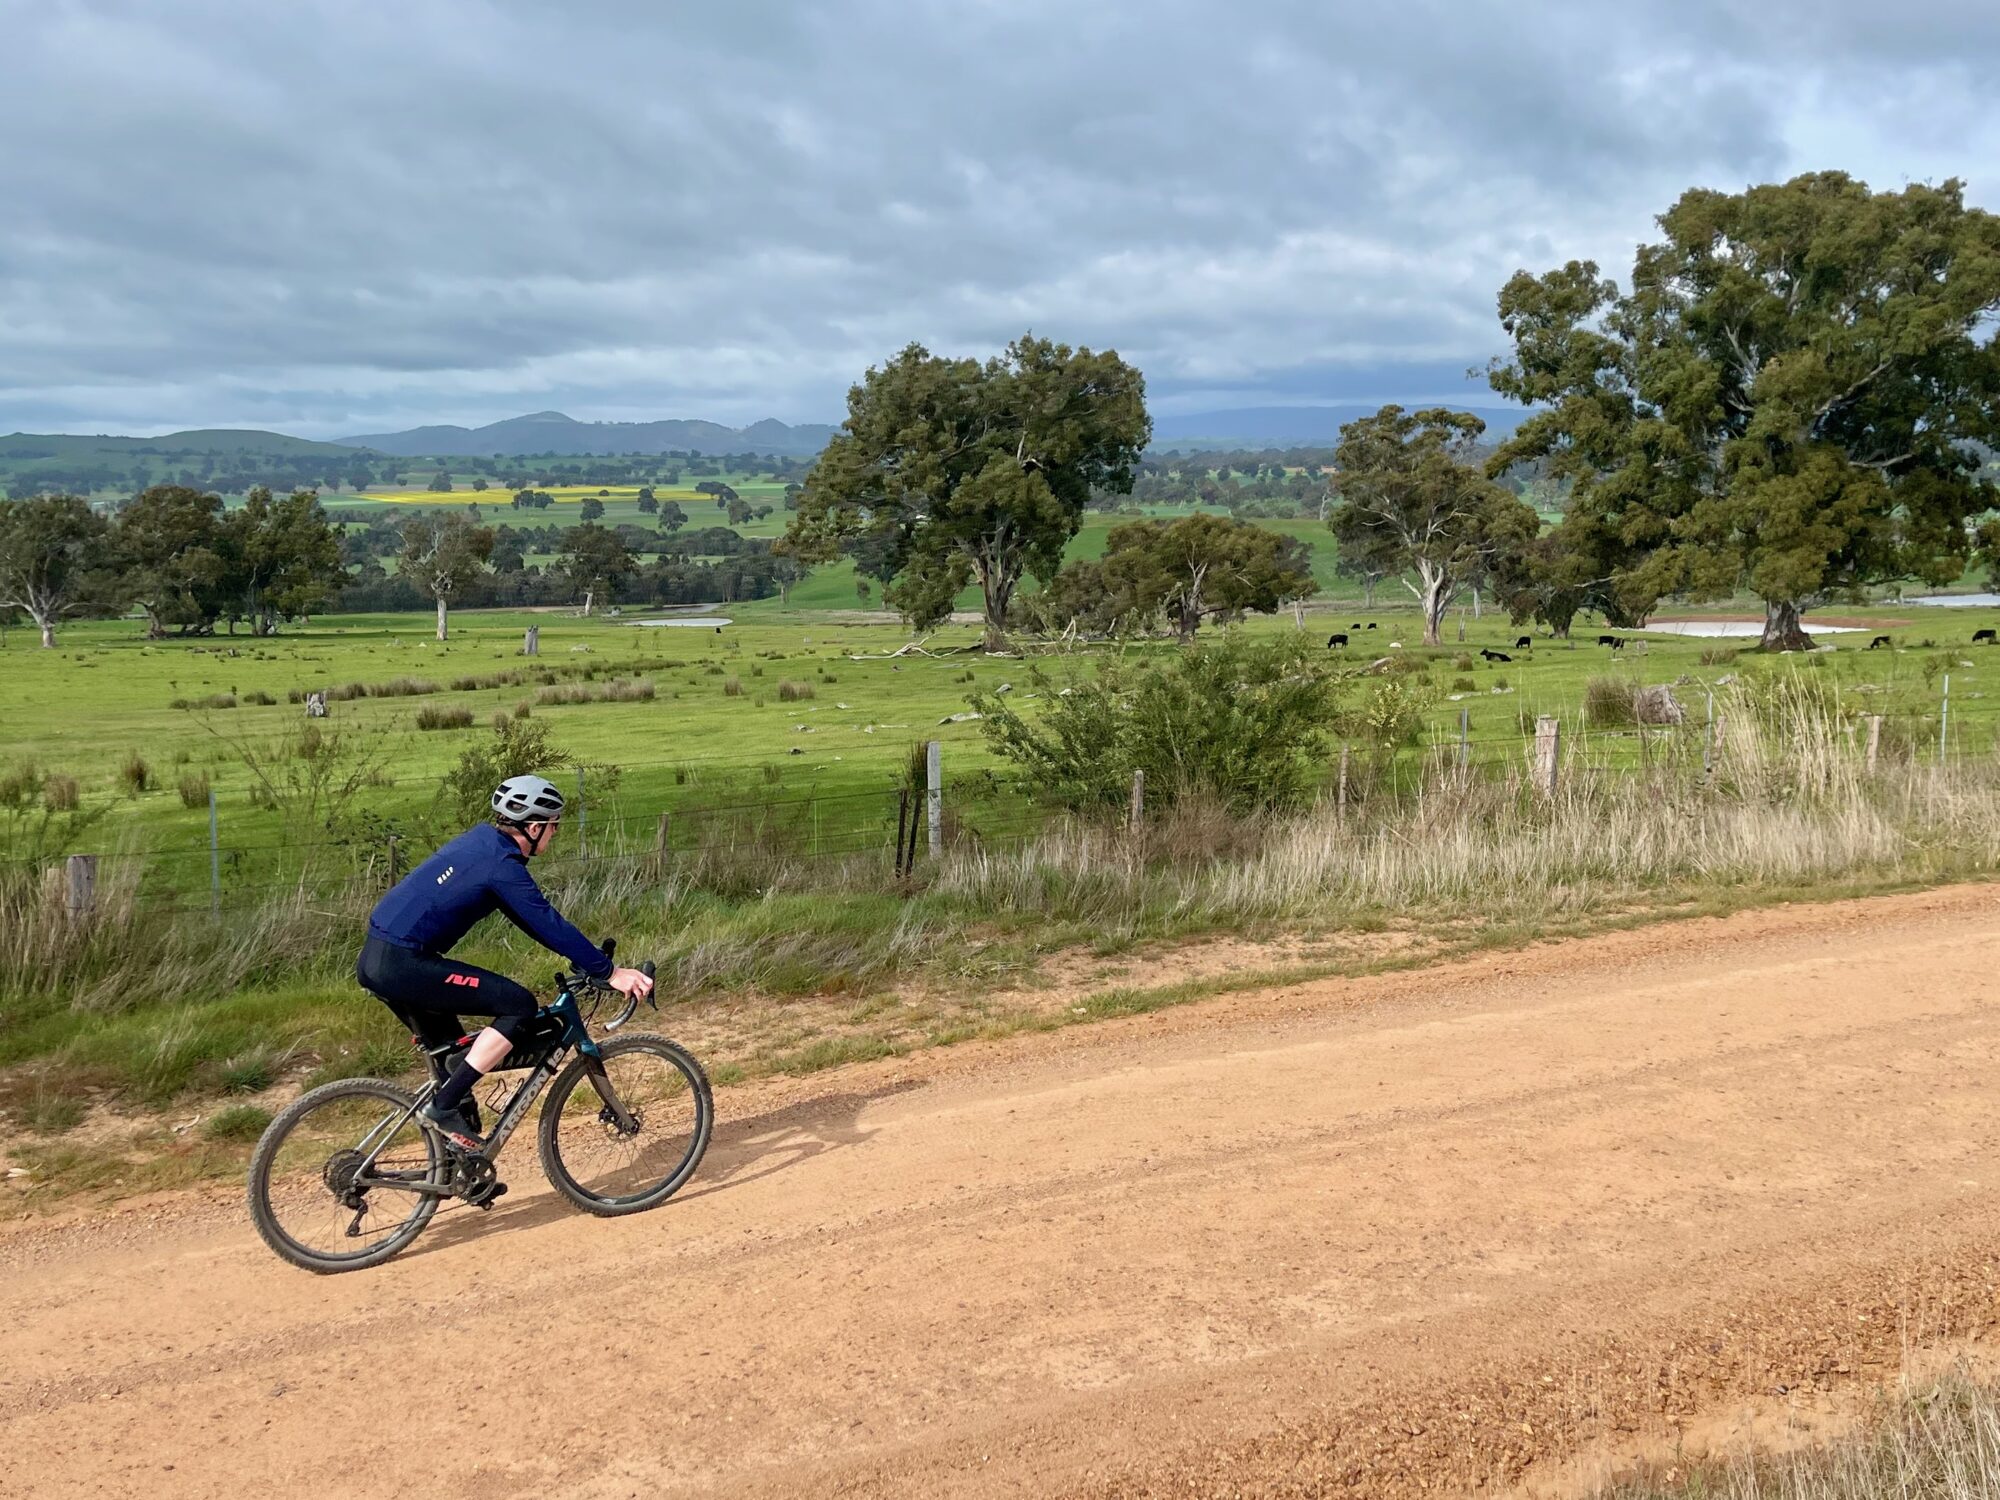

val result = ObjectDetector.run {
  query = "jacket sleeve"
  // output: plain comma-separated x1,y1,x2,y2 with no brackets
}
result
490,858,613,978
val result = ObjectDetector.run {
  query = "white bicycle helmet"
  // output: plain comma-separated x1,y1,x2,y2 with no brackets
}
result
491,774,565,824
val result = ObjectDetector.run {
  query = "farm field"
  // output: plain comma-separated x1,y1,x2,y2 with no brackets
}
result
10,596,2000,896
9,886,2000,1497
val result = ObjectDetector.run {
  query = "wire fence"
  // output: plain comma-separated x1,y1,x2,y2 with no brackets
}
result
12,660,2000,922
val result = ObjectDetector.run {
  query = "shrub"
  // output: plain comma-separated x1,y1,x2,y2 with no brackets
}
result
1450,676,1477,693
1698,647,1737,667
177,771,211,810
169,692,236,710
204,1104,273,1141
1453,653,1475,671
243,691,276,706
975,635,1346,815
218,1048,283,1094
119,753,152,796
1584,675,1638,727
438,715,561,823
723,677,743,697
367,677,440,698
776,680,815,702
415,705,475,731
43,775,80,812
1337,676,1436,759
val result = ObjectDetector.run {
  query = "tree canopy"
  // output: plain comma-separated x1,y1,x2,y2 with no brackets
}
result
0,495,113,648
784,333,1150,650
1045,513,1315,639
1328,407,1539,647
1489,173,2000,650
400,512,495,640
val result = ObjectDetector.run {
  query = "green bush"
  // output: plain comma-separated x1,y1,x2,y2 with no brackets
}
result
414,705,475,731
975,635,1346,815
119,752,152,795
177,771,211,810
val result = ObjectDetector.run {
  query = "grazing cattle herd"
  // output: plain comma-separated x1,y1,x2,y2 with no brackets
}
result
1316,623,1999,654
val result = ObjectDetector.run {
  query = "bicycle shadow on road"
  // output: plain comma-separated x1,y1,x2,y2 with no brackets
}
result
412,1081,911,1256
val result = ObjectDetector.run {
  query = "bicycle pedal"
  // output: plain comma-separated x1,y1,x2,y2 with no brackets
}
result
467,1181,508,1210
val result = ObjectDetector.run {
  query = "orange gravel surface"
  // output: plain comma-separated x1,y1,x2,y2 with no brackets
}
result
10,884,2000,1498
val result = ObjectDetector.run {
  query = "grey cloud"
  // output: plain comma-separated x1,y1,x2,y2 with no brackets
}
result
1,0,1994,436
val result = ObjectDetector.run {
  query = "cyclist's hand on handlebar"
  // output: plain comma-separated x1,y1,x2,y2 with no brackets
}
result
606,966,654,1001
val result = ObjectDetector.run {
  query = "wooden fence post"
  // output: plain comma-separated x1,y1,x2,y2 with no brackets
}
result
1129,769,1145,830
925,741,942,856
65,854,97,918
1459,708,1470,770
1534,716,1560,797
523,626,539,657
654,812,671,873
1866,714,1883,774
1337,745,1350,820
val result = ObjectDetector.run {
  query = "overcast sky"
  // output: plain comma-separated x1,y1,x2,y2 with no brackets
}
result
4,0,1996,439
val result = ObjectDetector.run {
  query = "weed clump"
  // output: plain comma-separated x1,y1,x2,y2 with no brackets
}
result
119,753,152,796
1584,676,1638,727
177,771,211,810
414,705,475,731
776,681,816,702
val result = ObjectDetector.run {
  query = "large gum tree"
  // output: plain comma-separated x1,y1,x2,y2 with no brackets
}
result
1489,173,2000,651
784,334,1150,651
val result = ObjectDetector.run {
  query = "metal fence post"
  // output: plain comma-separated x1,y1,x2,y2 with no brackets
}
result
208,789,221,915
1459,708,1470,769
1866,714,1883,773
925,740,942,856
1337,744,1350,820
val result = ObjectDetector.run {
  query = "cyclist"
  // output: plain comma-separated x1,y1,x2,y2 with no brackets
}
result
355,773,653,1154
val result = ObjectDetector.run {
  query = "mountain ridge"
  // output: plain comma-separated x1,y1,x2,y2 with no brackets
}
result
336,411,839,458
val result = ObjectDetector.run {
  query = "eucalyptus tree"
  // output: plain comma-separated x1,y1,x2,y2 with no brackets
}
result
1489,173,2000,650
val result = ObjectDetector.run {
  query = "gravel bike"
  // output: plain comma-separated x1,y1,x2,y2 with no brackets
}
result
248,948,711,1273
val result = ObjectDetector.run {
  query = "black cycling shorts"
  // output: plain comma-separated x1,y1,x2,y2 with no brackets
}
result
355,935,539,1047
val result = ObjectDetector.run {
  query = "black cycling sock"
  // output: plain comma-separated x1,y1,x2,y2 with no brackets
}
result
432,1059,486,1113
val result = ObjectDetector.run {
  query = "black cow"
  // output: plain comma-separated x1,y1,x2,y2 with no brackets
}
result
1327,633,1348,649
1514,636,1532,649
1350,623,1362,630
1868,635,1891,650
1975,629,1997,645
1598,635,1625,650
1365,622,1378,630
1479,649,1512,663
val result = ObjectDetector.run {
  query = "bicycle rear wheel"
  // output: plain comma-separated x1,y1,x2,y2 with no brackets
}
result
247,1078,446,1273
537,1034,711,1216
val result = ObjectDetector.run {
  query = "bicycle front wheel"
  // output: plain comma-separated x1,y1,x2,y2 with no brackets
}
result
537,1034,712,1216
247,1078,446,1273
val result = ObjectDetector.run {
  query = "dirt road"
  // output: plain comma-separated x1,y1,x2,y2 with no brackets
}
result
12,886,2000,1498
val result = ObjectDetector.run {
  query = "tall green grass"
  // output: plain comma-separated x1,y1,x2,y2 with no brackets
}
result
5,674,2000,1113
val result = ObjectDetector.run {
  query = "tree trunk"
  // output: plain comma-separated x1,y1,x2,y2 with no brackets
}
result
435,595,449,642
1760,599,1814,652
38,618,55,649
979,563,1016,653
582,588,594,617
1417,564,1450,648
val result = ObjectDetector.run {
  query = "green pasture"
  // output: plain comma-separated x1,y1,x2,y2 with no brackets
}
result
8,593,2000,908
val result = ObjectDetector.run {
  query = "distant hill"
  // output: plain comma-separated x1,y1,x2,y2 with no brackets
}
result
337,410,838,458
1150,404,1527,451
0,428,363,461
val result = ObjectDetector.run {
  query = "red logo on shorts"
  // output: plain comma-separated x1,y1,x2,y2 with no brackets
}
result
444,973,480,988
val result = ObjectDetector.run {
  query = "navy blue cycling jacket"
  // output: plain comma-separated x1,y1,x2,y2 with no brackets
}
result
366,823,611,978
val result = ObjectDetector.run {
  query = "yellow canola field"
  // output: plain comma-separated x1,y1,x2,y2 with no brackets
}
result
359,485,711,505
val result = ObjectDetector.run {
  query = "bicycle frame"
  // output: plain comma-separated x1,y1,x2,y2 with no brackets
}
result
352,981,627,1195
